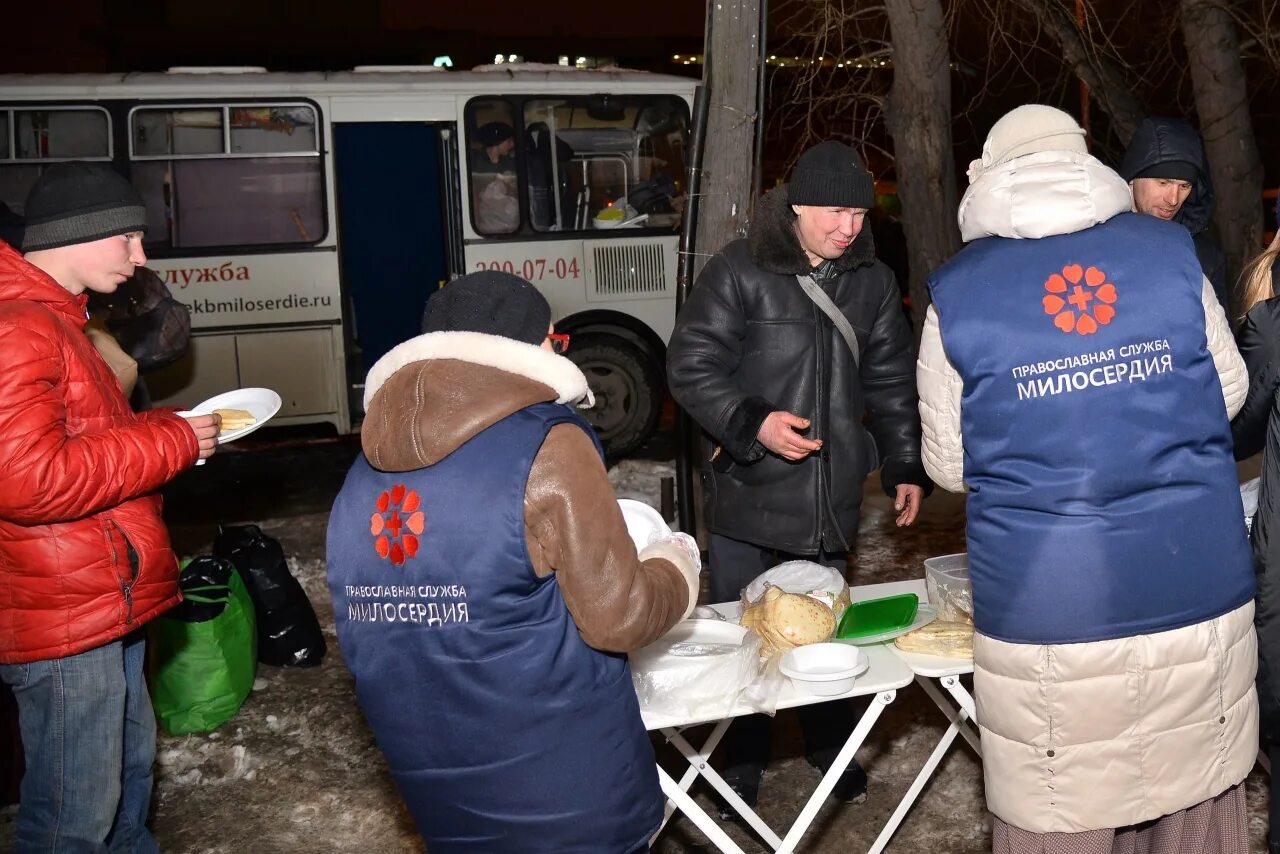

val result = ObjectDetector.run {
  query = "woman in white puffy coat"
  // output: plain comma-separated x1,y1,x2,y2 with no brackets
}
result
917,105,1256,852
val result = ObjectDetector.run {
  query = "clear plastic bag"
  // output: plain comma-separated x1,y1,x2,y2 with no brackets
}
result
740,561,851,619
630,621,764,720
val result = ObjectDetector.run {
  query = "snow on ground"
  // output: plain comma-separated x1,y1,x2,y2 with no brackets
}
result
608,459,675,510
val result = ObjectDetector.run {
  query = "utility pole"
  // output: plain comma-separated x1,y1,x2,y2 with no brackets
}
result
674,0,763,537
692,0,763,279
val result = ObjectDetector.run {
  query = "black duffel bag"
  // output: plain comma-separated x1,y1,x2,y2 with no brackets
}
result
213,524,326,667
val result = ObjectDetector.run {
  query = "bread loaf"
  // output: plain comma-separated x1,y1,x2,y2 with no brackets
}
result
740,586,836,656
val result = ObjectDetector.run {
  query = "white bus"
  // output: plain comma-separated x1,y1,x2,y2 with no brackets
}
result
0,65,697,455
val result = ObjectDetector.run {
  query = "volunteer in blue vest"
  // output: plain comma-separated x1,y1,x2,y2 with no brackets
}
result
917,104,1257,851
326,271,701,853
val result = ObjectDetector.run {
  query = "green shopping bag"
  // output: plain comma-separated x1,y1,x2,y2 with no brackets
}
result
149,556,257,735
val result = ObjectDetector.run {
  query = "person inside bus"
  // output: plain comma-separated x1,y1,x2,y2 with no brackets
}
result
526,120,574,230
326,270,701,852
470,121,519,233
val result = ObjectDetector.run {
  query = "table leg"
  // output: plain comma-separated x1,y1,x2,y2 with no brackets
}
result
663,724,784,849
655,765,749,854
920,675,981,755
772,690,897,854
867,676,978,854
654,721,733,836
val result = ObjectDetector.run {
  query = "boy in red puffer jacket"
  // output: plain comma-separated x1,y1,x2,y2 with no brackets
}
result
0,162,221,853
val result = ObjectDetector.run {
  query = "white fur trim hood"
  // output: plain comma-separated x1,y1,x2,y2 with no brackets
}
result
363,331,595,410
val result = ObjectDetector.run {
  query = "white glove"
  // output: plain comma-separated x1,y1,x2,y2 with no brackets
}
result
639,532,702,620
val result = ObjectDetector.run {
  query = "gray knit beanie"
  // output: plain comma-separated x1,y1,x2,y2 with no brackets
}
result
21,162,148,252
421,270,551,346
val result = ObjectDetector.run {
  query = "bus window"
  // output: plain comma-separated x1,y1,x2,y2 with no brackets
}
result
465,99,520,235
0,107,112,215
523,96,687,233
129,104,324,250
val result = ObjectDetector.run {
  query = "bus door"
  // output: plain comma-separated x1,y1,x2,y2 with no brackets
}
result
332,122,449,397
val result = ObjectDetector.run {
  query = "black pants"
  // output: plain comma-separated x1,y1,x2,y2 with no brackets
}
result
710,533,858,780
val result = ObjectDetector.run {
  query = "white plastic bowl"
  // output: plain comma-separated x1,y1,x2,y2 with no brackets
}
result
779,643,869,696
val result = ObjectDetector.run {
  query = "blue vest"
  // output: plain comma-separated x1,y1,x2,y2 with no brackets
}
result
929,213,1253,644
327,402,661,852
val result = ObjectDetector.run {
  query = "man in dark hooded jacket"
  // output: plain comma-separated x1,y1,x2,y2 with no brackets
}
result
667,140,930,814
1119,116,1230,317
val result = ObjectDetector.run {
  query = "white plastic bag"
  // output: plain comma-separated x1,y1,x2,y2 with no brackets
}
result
741,561,851,619
630,620,763,720
474,175,519,233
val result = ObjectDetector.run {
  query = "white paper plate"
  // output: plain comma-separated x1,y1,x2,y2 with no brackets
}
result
618,498,671,551
178,388,283,444
660,619,748,647
832,604,939,647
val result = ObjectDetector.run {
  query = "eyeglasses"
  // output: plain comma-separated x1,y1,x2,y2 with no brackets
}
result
547,333,571,355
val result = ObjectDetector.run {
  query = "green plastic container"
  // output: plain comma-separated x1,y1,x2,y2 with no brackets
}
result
835,593,919,640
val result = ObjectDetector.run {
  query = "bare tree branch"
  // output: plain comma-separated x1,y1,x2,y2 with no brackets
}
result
1004,0,1146,143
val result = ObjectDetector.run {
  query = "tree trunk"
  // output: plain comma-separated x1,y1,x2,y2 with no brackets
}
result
1008,0,1145,144
883,0,961,335
1180,0,1263,310
693,0,762,279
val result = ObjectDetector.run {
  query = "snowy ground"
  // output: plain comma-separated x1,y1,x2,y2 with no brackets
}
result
0,453,1272,852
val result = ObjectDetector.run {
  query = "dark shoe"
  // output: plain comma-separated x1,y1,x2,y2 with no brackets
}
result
832,761,868,804
809,755,868,805
712,769,763,821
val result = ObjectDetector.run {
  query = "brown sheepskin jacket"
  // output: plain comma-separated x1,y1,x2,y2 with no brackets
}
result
360,330,695,652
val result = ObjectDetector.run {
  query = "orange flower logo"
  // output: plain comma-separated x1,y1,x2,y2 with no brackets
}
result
1042,263,1118,336
370,484,424,566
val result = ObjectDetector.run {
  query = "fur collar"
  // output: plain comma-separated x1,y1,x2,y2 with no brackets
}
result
363,331,594,410
747,185,877,275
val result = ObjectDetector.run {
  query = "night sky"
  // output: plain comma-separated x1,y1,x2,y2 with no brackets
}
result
5,0,1279,189
2,0,706,74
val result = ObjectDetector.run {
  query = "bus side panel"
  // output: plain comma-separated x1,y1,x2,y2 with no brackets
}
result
333,122,447,377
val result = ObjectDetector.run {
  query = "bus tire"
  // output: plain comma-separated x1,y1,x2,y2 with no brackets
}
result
567,334,663,458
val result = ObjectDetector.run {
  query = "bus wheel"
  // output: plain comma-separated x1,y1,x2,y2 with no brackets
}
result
567,334,662,458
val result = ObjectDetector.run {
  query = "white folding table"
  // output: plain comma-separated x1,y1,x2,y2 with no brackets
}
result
639,602,916,853
841,579,981,854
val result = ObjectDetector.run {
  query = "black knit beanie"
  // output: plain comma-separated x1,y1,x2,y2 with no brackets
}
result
1132,160,1198,184
421,271,551,346
477,122,515,147
787,140,876,209
21,162,148,252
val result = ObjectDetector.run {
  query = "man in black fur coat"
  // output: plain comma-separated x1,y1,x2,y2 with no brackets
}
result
667,140,930,813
